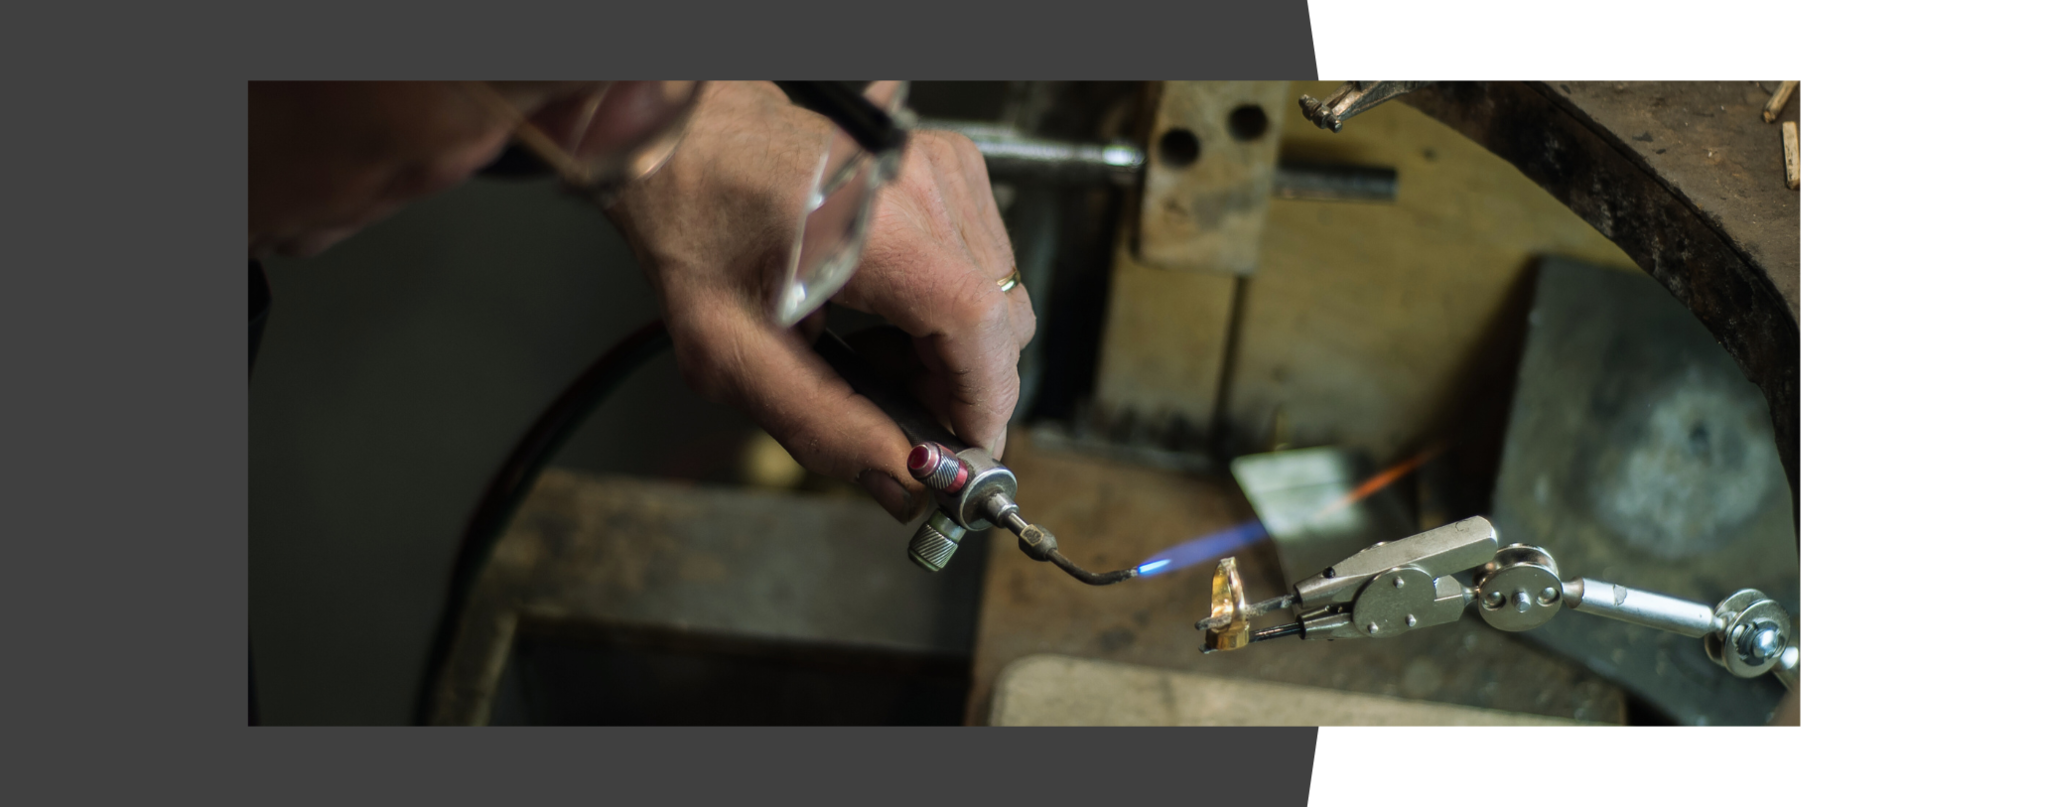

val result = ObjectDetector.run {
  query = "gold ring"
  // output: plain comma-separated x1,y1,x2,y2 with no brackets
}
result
997,268,1022,293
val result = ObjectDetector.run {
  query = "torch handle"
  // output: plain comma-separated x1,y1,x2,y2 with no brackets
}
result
811,328,971,454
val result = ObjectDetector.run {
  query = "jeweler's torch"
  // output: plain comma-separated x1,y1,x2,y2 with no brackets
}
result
812,328,1140,585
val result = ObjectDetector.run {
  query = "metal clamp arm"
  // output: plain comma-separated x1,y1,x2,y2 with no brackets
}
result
1195,517,1799,688
1556,579,1797,685
1563,578,1719,638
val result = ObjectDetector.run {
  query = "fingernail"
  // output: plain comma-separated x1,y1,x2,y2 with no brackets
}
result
859,469,917,524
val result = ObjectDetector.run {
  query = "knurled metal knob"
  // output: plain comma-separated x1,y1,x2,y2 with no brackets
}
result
908,511,971,572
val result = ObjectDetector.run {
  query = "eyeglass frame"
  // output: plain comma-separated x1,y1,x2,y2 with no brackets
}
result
464,80,912,205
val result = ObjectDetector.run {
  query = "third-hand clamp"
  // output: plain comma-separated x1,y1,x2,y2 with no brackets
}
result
813,328,1141,585
1195,516,1800,688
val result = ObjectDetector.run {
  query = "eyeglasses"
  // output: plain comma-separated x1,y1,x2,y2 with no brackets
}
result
775,80,910,326
464,81,707,205
467,80,913,327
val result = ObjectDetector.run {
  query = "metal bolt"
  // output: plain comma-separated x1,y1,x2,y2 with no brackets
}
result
1739,622,1783,662
1484,590,1506,609
1366,622,1381,635
1405,614,1417,627
1394,575,1405,588
1539,586,1558,605
1514,590,1533,613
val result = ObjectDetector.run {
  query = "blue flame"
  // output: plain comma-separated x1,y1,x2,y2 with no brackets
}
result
1132,520,1269,576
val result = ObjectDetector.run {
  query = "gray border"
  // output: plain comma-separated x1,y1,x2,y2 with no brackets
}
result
14,1,1319,804
242,0,1317,79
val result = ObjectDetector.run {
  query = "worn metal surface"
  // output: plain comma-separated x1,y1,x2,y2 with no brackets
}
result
966,431,1627,725
1399,82,1801,513
989,655,1596,726
1223,84,1641,468
1488,257,1798,726
1137,81,1293,275
430,469,985,725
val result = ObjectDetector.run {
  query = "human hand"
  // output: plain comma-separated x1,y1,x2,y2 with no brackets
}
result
607,81,1034,522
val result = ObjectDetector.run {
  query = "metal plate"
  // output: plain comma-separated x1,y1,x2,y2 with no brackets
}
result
1489,257,1799,725
1231,447,1419,586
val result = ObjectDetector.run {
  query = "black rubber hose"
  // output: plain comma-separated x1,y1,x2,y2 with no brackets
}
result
412,319,672,725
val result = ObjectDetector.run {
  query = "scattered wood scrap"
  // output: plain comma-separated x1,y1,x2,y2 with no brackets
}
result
1782,121,1800,190
1763,80,1798,123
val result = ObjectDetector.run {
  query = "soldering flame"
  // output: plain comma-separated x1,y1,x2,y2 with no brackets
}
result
1132,520,1269,576
1133,445,1444,578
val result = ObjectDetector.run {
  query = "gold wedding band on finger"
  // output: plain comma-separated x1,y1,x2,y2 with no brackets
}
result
997,268,1023,293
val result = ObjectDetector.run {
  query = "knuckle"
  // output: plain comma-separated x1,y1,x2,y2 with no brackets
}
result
1015,303,1039,344
953,282,1007,328
920,129,975,157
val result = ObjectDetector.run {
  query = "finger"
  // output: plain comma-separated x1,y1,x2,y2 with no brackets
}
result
666,301,924,522
933,133,1014,271
920,133,1037,351
832,145,1024,454
925,135,1030,457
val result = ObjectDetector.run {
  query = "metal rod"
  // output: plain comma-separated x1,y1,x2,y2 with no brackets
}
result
1563,578,1719,638
1272,162,1397,202
919,120,1143,185
1250,623,1305,642
918,120,1397,202
1199,621,1304,654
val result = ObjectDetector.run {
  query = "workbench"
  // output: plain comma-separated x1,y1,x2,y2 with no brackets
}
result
965,430,1627,725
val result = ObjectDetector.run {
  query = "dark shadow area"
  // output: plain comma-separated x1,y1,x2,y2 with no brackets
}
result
492,619,971,726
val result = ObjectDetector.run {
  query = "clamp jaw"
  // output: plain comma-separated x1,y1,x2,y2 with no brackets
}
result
1198,516,1799,688
1297,81,1434,132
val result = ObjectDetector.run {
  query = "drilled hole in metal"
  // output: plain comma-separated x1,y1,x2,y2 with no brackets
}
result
1158,127,1200,167
1227,104,1269,141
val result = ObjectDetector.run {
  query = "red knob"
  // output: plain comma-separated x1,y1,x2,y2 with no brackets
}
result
906,442,971,494
907,443,941,477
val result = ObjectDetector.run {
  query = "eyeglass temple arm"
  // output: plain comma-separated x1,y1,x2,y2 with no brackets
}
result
775,81,909,157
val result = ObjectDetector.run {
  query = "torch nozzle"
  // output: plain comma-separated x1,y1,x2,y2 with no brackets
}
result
1046,549,1139,586
1000,511,1030,535
1000,515,1141,586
